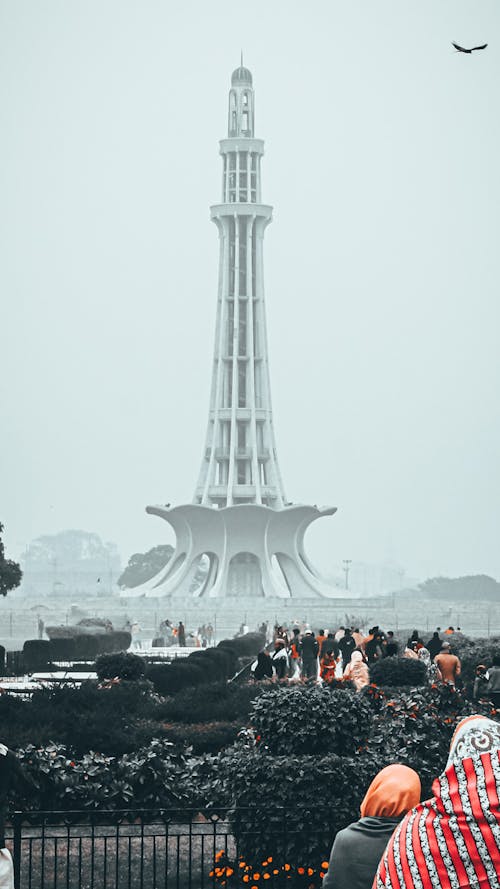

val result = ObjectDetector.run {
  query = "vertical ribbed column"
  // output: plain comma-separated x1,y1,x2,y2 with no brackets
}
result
193,64,287,509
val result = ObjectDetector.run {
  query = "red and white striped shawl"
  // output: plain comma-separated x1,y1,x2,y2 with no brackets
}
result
374,716,500,889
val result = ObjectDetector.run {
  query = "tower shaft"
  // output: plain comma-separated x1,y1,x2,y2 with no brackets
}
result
194,65,286,508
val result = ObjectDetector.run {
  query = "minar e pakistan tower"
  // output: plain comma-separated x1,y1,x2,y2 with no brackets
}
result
135,62,338,599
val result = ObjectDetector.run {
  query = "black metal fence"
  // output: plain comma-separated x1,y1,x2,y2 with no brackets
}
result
8,808,328,889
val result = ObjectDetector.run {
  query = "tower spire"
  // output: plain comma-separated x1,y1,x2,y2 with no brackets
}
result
194,64,285,507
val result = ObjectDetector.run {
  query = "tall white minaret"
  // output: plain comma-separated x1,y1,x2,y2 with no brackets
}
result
134,62,337,601
194,61,286,509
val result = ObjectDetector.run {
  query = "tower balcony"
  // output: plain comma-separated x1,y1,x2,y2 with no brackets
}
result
210,203,272,220
206,447,271,460
219,138,265,155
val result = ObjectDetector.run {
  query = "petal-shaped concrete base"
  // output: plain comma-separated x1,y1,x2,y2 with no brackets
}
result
124,503,342,599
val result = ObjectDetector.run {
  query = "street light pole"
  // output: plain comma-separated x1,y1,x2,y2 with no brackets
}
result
342,559,352,591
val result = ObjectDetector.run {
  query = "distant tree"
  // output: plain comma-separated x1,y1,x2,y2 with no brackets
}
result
0,522,22,596
118,544,174,589
418,575,500,602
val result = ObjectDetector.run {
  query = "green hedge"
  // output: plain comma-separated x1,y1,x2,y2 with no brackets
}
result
48,638,77,662
221,747,387,868
449,635,500,696
16,739,194,812
95,651,146,681
158,681,265,724
249,686,372,756
369,656,427,687
0,682,156,755
218,632,265,658
23,640,51,671
160,721,240,754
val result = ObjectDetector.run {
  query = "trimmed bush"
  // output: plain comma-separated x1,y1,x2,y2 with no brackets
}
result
48,638,77,662
203,646,237,677
160,721,240,754
95,651,146,681
450,635,500,696
157,681,265,724
186,651,222,681
220,747,387,869
218,632,265,658
369,656,427,688
23,640,50,671
249,686,372,756
73,635,100,660
146,661,208,695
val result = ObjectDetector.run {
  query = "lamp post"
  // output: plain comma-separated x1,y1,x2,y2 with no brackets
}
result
342,559,352,591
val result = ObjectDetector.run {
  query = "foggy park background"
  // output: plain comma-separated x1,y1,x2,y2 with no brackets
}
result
2,0,500,590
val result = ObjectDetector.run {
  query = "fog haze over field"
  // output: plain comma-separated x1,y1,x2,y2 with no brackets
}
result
2,1,500,586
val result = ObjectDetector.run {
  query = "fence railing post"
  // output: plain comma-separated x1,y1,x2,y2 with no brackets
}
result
12,811,22,889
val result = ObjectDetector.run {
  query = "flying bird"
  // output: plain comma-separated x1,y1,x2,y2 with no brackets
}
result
452,42,488,54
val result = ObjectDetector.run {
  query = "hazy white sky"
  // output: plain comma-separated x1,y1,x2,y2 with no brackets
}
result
2,0,499,585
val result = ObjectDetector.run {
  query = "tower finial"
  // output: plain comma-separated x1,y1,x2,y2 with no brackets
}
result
241,49,243,67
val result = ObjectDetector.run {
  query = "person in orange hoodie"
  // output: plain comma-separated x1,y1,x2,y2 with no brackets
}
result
322,765,421,889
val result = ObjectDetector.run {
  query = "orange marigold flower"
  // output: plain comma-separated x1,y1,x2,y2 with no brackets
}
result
298,867,305,875
308,867,314,875
240,862,246,868
243,877,250,883
273,869,279,875
253,875,260,881
215,850,224,861
209,872,214,878
226,868,233,876
321,861,329,869
267,857,273,863
320,872,325,879
263,875,270,881
284,864,291,872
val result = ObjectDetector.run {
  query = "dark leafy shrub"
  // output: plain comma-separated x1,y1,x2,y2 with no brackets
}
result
48,638,77,662
5,650,24,676
220,747,387,869
0,645,5,672
160,721,240,754
157,681,265,724
15,738,193,812
369,656,427,688
186,651,222,680
146,661,208,695
250,686,372,755
95,651,146,681
23,640,50,671
203,647,237,677
450,635,500,696
73,634,100,660
110,631,132,651
218,632,265,658
2,681,157,755
365,684,499,797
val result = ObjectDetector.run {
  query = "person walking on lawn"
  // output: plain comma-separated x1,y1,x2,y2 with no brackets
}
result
434,641,461,686
300,630,319,679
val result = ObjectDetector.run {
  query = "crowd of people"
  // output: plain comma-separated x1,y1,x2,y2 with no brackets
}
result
251,623,500,700
323,714,500,888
